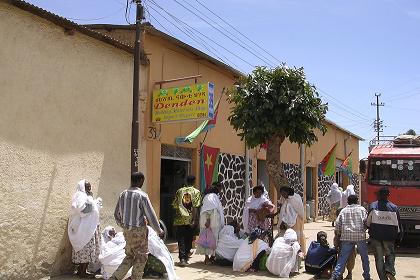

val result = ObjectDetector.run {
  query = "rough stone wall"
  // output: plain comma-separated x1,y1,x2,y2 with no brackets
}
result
282,163,304,198
217,153,252,224
351,174,360,196
0,4,144,279
317,175,335,217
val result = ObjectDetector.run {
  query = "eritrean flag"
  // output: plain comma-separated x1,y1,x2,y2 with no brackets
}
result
175,90,223,145
200,145,220,192
318,143,337,177
340,152,353,178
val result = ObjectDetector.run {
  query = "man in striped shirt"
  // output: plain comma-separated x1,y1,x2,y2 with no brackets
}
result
110,172,163,280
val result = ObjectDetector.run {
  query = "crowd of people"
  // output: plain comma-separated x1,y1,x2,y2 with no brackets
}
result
67,173,402,280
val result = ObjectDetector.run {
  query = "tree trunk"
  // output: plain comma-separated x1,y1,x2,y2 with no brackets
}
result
266,135,289,203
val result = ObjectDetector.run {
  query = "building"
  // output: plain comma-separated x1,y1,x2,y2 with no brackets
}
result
0,1,144,279
0,1,362,278
88,24,363,231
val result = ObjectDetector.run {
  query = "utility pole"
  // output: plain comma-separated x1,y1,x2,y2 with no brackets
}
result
131,0,143,173
371,93,385,143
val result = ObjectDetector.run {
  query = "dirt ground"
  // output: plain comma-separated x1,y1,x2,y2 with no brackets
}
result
46,221,419,280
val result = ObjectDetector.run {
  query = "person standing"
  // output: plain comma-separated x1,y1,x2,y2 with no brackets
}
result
242,185,275,235
368,187,401,280
110,172,164,280
68,179,102,278
330,195,371,280
196,186,225,264
326,183,342,226
277,186,306,253
172,175,202,267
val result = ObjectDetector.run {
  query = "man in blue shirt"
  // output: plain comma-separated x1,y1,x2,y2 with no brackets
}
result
368,187,402,280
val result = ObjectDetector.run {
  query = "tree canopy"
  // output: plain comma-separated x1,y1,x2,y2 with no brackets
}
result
405,129,416,136
228,66,328,148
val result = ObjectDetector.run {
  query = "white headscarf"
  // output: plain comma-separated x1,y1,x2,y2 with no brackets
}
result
327,183,342,205
215,225,243,261
99,231,126,266
267,229,300,278
102,226,115,244
68,179,101,252
242,189,272,233
147,226,179,280
341,184,356,208
200,193,225,225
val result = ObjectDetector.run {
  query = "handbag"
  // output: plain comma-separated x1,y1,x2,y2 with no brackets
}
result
196,228,217,250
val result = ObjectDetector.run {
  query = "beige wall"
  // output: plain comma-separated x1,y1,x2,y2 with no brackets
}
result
0,4,146,279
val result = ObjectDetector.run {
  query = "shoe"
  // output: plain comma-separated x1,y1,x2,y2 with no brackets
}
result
386,273,396,280
178,259,188,267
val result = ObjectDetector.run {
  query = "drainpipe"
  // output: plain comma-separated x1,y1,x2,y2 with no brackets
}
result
245,145,250,198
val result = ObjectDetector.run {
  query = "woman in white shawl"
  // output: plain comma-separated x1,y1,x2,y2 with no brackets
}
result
277,186,306,253
145,226,179,280
326,183,342,225
267,229,301,278
242,185,275,235
68,179,102,278
340,184,356,208
99,226,179,280
99,227,131,280
233,227,270,272
196,186,225,264
215,221,243,265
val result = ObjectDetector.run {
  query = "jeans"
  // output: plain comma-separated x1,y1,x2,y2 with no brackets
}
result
332,240,370,280
176,225,194,261
370,239,396,280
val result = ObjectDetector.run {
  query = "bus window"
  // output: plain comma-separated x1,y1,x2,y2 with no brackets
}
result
369,158,420,186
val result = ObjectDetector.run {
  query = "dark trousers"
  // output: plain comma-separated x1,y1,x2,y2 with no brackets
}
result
176,225,194,261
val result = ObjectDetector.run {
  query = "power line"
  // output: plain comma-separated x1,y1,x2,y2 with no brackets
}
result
66,6,125,21
177,0,276,67
148,0,254,68
143,2,175,37
193,0,283,65
318,88,371,121
147,2,239,68
170,0,274,67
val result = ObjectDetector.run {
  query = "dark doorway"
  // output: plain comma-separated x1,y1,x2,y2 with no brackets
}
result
160,158,191,238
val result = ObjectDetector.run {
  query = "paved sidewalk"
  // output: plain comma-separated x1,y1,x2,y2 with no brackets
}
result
46,221,420,280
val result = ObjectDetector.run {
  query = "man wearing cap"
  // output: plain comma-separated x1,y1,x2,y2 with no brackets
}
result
367,187,402,280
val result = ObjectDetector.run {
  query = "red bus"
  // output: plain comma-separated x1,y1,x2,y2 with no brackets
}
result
361,136,420,240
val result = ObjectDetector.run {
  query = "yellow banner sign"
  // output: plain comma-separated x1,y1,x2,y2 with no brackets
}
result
152,82,215,123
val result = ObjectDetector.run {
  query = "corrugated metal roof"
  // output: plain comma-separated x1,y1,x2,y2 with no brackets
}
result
4,0,134,54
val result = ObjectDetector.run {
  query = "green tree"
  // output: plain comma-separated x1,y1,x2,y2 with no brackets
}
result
228,66,328,195
405,129,416,136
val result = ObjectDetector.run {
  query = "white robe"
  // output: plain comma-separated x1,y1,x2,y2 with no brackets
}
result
233,238,269,272
200,193,225,226
147,226,179,280
99,232,130,280
215,225,243,261
327,183,342,205
340,185,356,208
267,229,300,278
99,227,179,280
68,179,101,252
